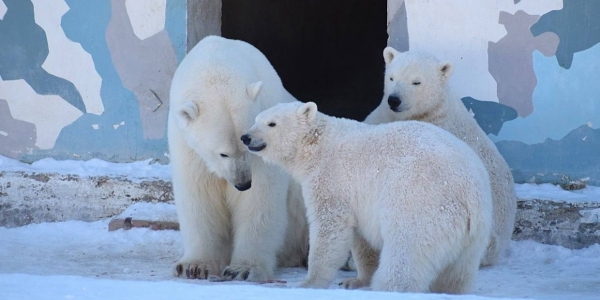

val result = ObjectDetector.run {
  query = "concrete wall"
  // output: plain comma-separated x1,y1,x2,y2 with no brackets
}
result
387,0,600,185
1,0,599,185
0,0,186,163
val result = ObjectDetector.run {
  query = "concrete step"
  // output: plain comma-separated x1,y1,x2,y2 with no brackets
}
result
1,170,599,249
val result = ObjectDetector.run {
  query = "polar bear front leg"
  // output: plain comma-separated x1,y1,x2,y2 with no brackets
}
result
222,181,289,281
341,233,379,289
171,162,232,279
299,218,354,289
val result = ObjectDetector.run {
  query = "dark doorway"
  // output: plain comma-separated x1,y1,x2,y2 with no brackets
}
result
221,0,387,121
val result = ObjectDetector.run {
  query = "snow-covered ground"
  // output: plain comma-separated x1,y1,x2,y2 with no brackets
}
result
1,218,599,300
1,155,600,299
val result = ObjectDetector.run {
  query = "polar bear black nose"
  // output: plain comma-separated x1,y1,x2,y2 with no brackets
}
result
241,134,251,146
388,95,402,110
235,181,252,191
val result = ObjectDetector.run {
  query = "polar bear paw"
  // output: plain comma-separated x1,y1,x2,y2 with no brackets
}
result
297,278,330,289
172,259,222,279
340,277,369,289
222,264,269,282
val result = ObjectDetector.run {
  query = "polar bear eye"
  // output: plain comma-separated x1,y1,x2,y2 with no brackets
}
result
412,80,421,85
268,122,276,127
389,77,394,81
220,153,229,158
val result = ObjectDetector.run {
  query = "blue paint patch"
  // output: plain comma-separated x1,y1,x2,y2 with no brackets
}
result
496,125,600,186
18,0,168,163
165,0,186,63
491,43,600,145
461,97,517,136
530,0,600,69
0,0,86,113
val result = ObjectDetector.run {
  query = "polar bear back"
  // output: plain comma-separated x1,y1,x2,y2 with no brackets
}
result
170,35,290,110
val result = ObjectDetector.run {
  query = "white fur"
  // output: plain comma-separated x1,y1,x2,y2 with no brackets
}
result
168,36,308,281
243,102,493,293
365,48,517,267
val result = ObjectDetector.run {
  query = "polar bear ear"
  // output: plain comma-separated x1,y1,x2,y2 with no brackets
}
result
383,47,399,65
440,62,454,81
246,81,264,101
178,101,199,122
297,101,318,121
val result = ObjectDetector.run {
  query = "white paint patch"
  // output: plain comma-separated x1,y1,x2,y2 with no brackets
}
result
113,121,125,130
0,1,7,20
31,0,104,115
125,0,167,40
403,0,562,102
405,0,507,102
0,80,83,149
0,131,8,137
91,124,99,130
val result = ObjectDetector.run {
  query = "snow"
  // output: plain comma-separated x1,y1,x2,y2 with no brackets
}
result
2,155,599,202
0,218,599,300
515,183,600,203
1,155,600,299
0,155,171,182
116,202,178,223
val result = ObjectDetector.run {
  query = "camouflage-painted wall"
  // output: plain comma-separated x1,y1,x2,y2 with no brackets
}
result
0,0,186,163
387,0,600,185
2,0,599,186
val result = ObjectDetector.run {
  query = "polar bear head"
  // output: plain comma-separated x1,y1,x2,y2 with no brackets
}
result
172,79,266,191
382,47,453,120
241,101,318,166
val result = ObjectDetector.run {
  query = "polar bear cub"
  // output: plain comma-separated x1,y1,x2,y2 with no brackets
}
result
168,36,308,282
241,101,493,293
364,48,517,266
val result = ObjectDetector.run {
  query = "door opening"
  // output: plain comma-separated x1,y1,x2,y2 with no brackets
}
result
222,0,388,121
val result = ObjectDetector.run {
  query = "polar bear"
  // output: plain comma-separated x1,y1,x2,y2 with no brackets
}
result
364,48,517,267
168,35,308,281
241,101,493,293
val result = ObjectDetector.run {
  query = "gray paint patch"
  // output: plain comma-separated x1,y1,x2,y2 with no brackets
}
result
106,0,178,140
489,10,558,117
461,96,518,136
0,0,86,113
0,99,37,158
531,0,600,69
387,0,408,52
497,125,600,185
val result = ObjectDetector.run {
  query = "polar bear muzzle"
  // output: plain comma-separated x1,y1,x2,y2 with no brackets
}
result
240,134,266,152
388,94,402,112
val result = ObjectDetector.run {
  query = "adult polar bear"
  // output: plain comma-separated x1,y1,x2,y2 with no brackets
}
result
241,101,493,293
168,36,308,281
365,48,517,266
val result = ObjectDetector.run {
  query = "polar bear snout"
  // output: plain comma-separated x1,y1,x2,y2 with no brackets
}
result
241,134,266,152
388,95,402,112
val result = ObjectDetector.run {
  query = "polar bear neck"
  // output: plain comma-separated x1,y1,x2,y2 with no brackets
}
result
411,91,453,126
288,114,360,180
